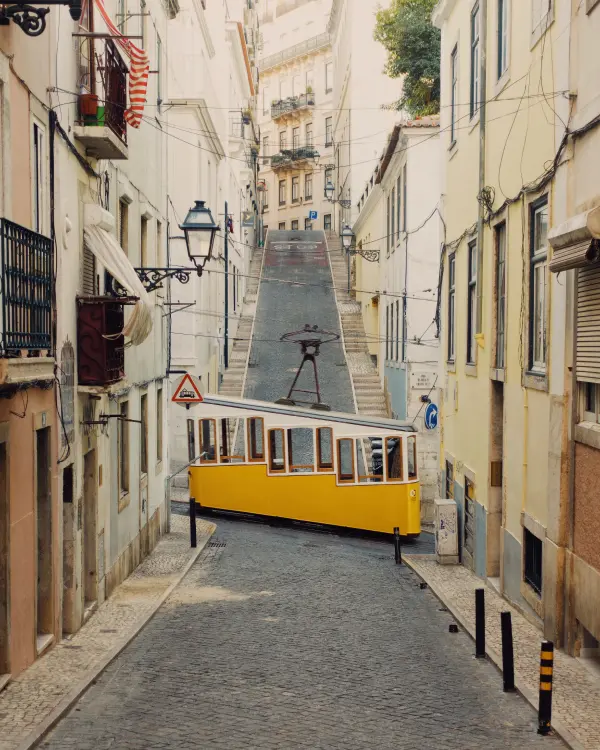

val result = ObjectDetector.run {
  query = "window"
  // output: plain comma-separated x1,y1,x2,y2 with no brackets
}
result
386,437,403,482
156,34,162,107
390,304,394,361
497,0,509,78
395,299,400,360
305,218,312,230
263,135,269,157
305,122,313,146
60,341,75,446
199,419,217,463
118,401,129,494
292,126,300,149
324,214,332,231
325,167,333,189
524,528,543,595
532,0,553,36
337,438,355,483
403,165,408,229
386,304,390,360
467,240,477,364
470,2,481,118
529,199,549,372
233,266,237,311
390,187,396,244
292,176,299,203
287,428,314,473
325,61,333,93
247,418,265,461
464,477,475,557
279,130,287,150
407,436,417,480
157,220,163,267
495,223,507,368
279,179,286,205
139,394,148,474
263,184,269,210
117,0,126,32
32,122,45,234
396,174,402,237
119,199,129,254
186,419,196,462
356,437,383,483
305,69,314,92
140,216,148,267
220,418,245,463
325,117,333,146
291,220,299,230
581,383,599,423
448,253,456,361
305,172,313,200
387,195,391,255
451,45,459,143
268,429,286,472
156,387,163,462
279,222,286,230
317,427,333,470
445,460,454,498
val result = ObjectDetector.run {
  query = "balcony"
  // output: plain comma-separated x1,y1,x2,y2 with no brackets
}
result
270,146,320,172
74,39,129,160
271,93,315,121
77,297,126,386
259,32,330,73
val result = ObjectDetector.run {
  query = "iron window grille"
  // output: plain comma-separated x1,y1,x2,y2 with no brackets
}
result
0,218,53,355
524,528,543,595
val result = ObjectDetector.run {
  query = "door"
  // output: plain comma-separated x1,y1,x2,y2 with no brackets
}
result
463,477,475,570
83,450,97,606
36,427,52,643
0,437,9,676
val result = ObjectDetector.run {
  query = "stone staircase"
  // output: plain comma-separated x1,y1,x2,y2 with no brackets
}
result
219,249,264,399
327,236,389,420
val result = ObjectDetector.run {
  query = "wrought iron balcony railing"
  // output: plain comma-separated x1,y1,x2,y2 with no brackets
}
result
270,146,320,170
271,92,315,120
0,218,53,356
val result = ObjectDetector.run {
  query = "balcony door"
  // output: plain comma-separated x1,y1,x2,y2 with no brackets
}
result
36,427,53,650
0,428,9,678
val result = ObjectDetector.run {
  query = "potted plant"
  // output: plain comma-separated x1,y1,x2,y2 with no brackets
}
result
306,86,315,104
242,107,252,125
79,92,99,118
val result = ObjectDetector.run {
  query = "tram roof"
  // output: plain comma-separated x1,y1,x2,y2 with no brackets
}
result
198,395,417,433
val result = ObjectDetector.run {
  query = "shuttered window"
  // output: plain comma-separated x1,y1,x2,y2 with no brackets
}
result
577,265,600,384
82,242,98,295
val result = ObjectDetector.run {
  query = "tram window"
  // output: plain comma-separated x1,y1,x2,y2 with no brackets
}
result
219,418,246,464
287,428,314,473
407,435,417,479
199,419,217,463
337,438,355,483
317,427,333,471
356,437,383,483
268,429,286,472
187,419,196,462
386,437,403,482
248,417,265,462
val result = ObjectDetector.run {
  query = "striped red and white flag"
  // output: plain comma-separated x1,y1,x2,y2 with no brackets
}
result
93,0,150,128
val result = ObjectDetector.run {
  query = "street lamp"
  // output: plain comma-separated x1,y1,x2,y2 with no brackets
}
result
324,179,335,202
341,224,354,252
180,200,220,270
323,172,352,209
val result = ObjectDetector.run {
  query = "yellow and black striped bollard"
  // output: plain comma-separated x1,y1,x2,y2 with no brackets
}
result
537,641,554,735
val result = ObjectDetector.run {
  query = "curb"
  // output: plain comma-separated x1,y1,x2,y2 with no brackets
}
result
14,523,216,750
402,556,586,750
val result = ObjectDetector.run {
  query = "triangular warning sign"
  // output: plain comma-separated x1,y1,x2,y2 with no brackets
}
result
172,373,203,403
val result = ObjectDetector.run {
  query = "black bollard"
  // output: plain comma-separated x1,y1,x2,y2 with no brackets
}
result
189,496,197,548
475,588,485,658
393,527,401,564
538,641,554,735
501,611,515,692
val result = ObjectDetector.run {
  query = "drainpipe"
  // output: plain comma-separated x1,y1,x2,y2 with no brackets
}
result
224,199,229,369
476,0,488,337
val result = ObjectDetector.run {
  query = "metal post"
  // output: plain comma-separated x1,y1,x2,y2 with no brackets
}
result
393,527,401,565
475,588,485,658
538,641,554,735
346,249,350,293
224,200,229,369
189,496,197,548
501,611,515,692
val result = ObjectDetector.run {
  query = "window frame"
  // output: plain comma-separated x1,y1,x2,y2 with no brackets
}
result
305,122,313,147
470,2,481,119
279,130,287,150
528,196,549,374
304,172,313,200
247,417,265,462
494,222,507,369
287,428,315,473
467,240,478,365
291,175,299,203
268,428,287,473
523,527,543,595
407,435,418,480
450,45,459,144
396,174,402,239
448,253,456,362
324,214,332,231
199,418,218,464
118,401,129,495
278,221,286,230
32,120,47,235
325,117,333,146
497,0,509,79
140,393,148,475
186,418,196,464
385,437,404,483
580,382,599,424
317,427,334,472
292,126,300,149
336,438,355,483
278,179,286,206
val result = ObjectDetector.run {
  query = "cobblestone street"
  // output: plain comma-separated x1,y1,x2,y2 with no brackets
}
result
41,518,564,749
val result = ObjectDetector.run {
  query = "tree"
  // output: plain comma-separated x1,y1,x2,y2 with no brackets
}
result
374,0,441,117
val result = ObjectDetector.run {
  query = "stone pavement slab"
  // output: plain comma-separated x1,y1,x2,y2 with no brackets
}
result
404,555,600,750
0,514,214,750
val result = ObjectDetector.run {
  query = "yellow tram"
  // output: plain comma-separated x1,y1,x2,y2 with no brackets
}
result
187,395,421,536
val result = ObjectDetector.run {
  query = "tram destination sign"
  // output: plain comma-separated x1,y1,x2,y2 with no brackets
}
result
172,373,203,405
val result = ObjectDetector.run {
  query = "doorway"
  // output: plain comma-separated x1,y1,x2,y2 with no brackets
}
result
488,380,504,584
0,438,9,677
83,450,97,608
36,427,52,650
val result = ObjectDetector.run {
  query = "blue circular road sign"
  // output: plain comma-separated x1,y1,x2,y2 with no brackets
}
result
424,402,438,430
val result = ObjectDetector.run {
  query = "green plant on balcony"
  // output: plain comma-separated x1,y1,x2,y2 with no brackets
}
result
242,107,252,125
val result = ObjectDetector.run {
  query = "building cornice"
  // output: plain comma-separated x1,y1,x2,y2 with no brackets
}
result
431,0,459,28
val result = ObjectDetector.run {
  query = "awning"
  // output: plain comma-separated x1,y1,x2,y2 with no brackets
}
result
549,206,600,273
83,205,153,346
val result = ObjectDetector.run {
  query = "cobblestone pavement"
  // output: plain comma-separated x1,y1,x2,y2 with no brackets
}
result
245,231,355,413
405,555,600,750
41,518,564,749
0,515,214,750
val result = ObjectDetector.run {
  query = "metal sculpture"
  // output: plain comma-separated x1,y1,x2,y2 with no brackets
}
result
276,324,340,411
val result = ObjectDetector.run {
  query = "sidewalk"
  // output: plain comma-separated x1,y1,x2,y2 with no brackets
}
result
405,554,600,750
0,513,215,750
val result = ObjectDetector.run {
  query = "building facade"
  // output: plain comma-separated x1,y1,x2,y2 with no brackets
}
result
354,119,442,524
434,0,570,640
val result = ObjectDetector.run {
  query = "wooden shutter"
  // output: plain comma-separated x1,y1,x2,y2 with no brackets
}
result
577,265,600,383
82,243,98,296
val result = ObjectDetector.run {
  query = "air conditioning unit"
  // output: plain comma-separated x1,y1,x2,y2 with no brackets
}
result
434,498,459,565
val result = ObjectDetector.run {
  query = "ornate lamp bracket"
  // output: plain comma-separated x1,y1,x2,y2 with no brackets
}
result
0,0,82,36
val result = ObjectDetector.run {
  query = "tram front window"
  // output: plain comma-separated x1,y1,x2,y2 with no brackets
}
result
199,419,217,463
357,437,383,483
287,428,314,473
386,437,403,482
407,435,417,480
220,418,245,464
